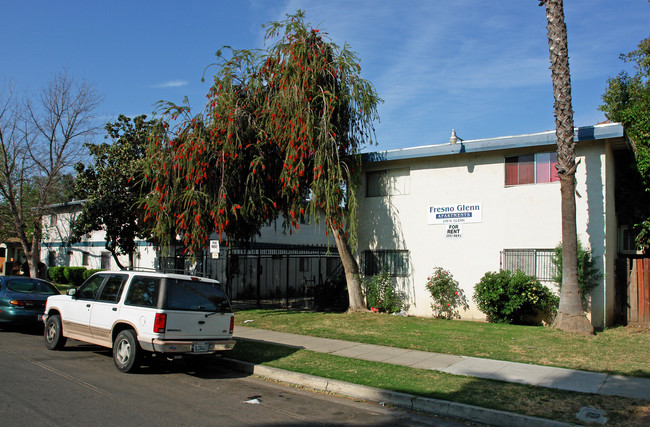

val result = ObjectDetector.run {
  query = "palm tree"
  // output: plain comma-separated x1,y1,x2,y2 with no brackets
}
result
540,0,594,334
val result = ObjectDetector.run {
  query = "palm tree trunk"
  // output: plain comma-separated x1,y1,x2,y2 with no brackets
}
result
541,0,594,334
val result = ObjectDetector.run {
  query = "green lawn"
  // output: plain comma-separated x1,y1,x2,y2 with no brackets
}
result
228,340,650,426
233,309,650,377
228,309,650,425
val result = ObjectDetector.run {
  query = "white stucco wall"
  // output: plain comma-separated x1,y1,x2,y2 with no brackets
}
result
359,139,615,327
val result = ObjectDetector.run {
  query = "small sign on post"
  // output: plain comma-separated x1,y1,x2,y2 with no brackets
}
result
209,240,220,259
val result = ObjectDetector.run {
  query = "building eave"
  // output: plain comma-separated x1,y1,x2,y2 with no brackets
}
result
362,123,626,164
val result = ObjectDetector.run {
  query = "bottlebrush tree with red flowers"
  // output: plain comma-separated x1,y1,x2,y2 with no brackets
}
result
142,11,381,311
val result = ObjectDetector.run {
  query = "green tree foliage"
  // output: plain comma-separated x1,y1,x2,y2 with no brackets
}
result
143,12,381,309
0,174,74,242
551,240,602,308
600,36,650,250
71,115,156,269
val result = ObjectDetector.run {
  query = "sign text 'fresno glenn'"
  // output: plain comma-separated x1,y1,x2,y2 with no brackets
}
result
427,203,482,224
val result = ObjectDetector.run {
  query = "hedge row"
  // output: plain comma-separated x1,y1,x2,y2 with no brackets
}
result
48,266,102,287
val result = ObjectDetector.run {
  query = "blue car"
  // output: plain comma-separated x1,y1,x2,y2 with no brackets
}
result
0,276,60,326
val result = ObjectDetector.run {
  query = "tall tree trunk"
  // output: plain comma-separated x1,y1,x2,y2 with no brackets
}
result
330,224,367,312
541,0,594,334
28,219,42,278
109,246,126,270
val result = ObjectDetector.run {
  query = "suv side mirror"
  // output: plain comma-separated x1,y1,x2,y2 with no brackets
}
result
67,288,77,298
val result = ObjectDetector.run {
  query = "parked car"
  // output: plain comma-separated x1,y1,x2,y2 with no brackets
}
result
43,271,235,373
0,276,59,326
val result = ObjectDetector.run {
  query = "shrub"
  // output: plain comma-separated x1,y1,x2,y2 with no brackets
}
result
83,269,102,280
424,267,469,319
473,270,559,325
364,269,404,313
551,240,601,307
48,267,67,284
64,267,87,287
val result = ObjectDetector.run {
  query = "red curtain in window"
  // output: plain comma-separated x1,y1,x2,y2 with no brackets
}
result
549,152,559,182
505,157,518,185
518,154,535,184
506,153,557,185
536,152,551,183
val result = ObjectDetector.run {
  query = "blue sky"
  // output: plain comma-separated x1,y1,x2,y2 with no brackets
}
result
2,1,649,152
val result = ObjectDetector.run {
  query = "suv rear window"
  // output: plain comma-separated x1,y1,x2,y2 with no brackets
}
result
165,279,231,312
125,276,161,308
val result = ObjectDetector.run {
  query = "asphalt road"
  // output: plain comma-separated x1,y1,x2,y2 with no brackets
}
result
0,325,468,426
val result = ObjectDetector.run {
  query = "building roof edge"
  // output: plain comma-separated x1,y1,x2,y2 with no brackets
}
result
362,123,625,163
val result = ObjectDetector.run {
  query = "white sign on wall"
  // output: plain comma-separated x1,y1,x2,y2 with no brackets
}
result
427,203,482,224
446,224,463,238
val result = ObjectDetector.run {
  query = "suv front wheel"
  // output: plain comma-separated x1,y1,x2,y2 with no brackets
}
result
44,314,67,350
113,329,142,373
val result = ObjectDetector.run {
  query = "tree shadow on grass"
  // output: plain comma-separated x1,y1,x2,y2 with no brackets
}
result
226,338,302,365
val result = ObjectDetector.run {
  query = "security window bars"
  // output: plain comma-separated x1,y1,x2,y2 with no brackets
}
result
500,249,557,282
364,250,409,276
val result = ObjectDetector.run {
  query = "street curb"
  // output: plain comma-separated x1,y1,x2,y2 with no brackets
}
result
222,358,572,427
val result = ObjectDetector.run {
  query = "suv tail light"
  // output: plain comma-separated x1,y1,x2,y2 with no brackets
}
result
154,313,167,333
229,315,234,335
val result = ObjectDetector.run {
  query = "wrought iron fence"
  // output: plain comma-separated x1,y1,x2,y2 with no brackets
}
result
157,244,345,310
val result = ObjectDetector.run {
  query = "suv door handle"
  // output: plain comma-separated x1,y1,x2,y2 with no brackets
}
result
86,304,91,308
112,307,117,311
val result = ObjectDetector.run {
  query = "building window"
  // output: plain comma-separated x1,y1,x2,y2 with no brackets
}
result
48,250,56,267
363,250,409,276
101,252,111,270
500,249,557,282
49,214,57,227
366,168,410,197
619,226,639,254
82,251,90,266
505,152,559,186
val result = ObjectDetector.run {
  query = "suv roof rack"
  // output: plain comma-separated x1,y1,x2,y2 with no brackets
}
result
118,267,212,279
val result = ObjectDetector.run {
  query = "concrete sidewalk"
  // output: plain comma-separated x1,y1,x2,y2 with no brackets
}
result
234,326,650,401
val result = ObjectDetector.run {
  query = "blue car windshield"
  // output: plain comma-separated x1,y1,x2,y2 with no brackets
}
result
7,278,58,295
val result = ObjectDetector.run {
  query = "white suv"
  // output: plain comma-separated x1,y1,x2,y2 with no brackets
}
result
43,271,235,373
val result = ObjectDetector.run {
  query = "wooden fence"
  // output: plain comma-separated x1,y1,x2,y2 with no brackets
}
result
628,258,650,325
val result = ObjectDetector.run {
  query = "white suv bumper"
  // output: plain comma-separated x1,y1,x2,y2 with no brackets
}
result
149,339,236,354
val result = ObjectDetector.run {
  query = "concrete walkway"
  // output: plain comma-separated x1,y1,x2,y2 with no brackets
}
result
234,326,650,401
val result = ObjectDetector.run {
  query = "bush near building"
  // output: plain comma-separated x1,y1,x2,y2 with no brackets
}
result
425,267,469,319
48,266,101,287
473,270,559,325
364,269,404,313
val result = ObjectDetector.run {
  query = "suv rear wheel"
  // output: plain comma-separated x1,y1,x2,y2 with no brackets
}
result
113,329,142,373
